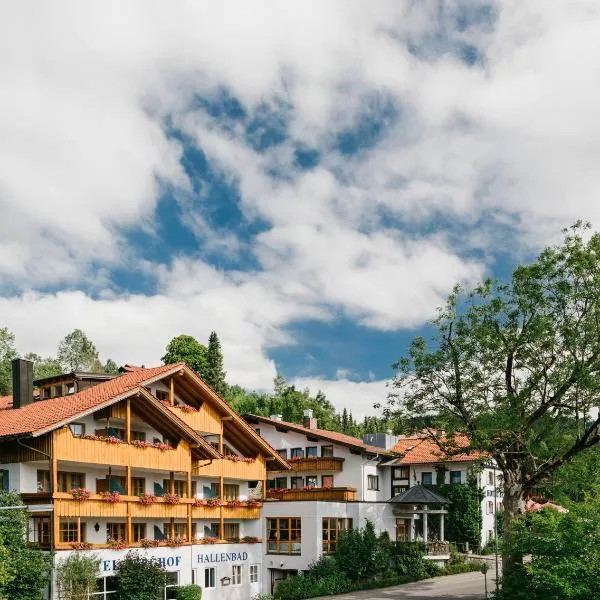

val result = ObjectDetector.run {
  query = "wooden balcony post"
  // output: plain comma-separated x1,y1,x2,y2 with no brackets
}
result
127,502,132,545
126,466,132,496
219,475,224,540
262,478,266,500
187,504,192,543
169,472,175,495
219,420,224,454
170,377,175,407
186,471,192,498
77,516,81,543
126,398,131,444
169,518,174,539
51,457,58,494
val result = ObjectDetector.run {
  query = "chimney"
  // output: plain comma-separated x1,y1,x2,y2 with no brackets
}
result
270,414,283,422
12,358,34,409
363,431,399,450
303,409,317,429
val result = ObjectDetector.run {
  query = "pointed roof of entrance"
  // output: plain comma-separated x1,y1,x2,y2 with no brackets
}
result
389,485,450,505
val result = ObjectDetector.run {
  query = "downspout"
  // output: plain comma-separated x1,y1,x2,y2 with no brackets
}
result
16,437,54,599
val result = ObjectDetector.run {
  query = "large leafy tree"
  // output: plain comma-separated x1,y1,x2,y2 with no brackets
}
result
0,492,52,600
386,223,600,571
57,329,103,373
161,334,207,375
204,331,227,395
24,353,62,380
0,327,17,395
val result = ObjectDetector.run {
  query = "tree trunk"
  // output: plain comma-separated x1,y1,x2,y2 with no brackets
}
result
501,470,527,573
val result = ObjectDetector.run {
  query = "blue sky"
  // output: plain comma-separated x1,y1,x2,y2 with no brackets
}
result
1,1,599,418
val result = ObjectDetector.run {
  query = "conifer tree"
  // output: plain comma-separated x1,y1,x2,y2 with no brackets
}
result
204,331,227,396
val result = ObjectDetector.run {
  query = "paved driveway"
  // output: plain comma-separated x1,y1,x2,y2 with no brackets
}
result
312,572,489,600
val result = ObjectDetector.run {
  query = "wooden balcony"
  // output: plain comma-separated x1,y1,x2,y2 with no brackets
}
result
193,455,266,481
55,539,263,551
267,486,356,502
53,427,192,471
270,456,344,473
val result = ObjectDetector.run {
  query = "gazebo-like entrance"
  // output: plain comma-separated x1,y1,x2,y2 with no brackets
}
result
388,485,449,547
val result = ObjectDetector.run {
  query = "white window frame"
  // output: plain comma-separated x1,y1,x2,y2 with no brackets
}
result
250,564,259,583
203,567,216,590
367,474,379,491
232,564,242,586
164,571,179,600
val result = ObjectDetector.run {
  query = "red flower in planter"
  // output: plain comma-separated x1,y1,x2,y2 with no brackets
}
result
241,536,259,544
107,538,126,550
167,536,186,547
193,498,207,507
199,537,218,545
205,498,225,507
105,436,123,445
140,538,161,548
70,488,91,502
227,499,243,508
139,493,157,505
100,491,121,503
71,542,92,550
163,493,180,504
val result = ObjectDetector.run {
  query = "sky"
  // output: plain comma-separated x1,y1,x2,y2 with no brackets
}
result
1,1,600,419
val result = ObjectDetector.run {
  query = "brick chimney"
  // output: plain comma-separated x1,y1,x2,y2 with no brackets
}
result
12,358,34,409
303,409,317,429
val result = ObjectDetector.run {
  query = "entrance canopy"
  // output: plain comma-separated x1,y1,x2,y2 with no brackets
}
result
388,485,449,505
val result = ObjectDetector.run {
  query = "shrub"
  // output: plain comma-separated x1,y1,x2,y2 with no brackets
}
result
56,553,101,600
175,584,202,599
335,520,386,582
115,552,167,600
389,542,432,579
443,562,483,575
273,572,351,600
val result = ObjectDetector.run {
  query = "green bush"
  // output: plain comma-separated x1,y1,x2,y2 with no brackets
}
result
335,520,386,582
175,584,202,600
389,542,431,579
56,553,101,600
443,562,483,575
115,552,166,600
273,572,352,600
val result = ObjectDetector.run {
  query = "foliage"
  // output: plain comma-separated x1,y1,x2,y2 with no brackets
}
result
57,329,103,372
103,358,120,374
24,352,62,380
56,553,101,600
434,483,484,549
385,223,600,568
0,327,17,395
162,334,207,376
273,571,352,599
174,584,202,600
0,491,53,600
115,552,167,600
335,521,384,583
389,542,438,579
0,541,14,596
204,331,227,395
500,499,600,600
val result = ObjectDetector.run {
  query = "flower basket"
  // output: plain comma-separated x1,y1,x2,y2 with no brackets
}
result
153,442,173,451
163,493,180,505
227,499,243,508
71,542,92,550
198,537,218,545
105,436,123,445
70,488,91,502
139,493,158,505
131,440,152,448
225,455,256,463
241,536,260,544
107,538,126,550
205,498,224,507
246,500,262,508
167,536,186,547
100,491,121,503
140,538,161,548
193,498,207,507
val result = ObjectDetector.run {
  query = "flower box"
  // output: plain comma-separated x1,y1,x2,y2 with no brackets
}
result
163,493,180,505
108,538,126,550
139,494,158,505
70,542,92,550
70,488,91,502
140,538,161,548
241,536,260,544
100,491,121,503
198,537,218,545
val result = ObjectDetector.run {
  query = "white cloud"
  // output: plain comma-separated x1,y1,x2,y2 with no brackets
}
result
2,0,600,413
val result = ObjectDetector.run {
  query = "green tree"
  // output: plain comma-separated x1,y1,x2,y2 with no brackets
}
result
56,553,100,600
335,521,383,583
24,353,62,380
103,358,119,375
0,327,17,395
0,491,52,600
57,329,103,373
204,331,227,395
386,223,600,573
115,552,167,600
501,499,600,600
162,335,207,376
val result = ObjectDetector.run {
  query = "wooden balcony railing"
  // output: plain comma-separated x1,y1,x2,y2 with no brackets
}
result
55,538,263,551
269,456,344,474
267,486,356,502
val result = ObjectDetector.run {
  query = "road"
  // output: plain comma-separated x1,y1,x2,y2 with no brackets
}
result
312,572,489,600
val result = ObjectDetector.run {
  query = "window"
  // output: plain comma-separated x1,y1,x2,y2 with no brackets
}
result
232,564,242,586
132,523,146,542
267,518,301,554
164,522,187,538
57,472,85,492
95,576,118,600
305,475,317,488
277,448,288,459
53,384,62,397
209,522,239,540
321,445,333,457
392,485,409,496
250,564,259,583
69,422,85,437
165,572,179,600
37,470,50,493
107,523,126,542
487,501,494,515
322,518,352,553
290,477,303,489
322,475,333,488
209,482,220,497
66,382,75,395
59,519,85,543
131,430,146,441
132,477,145,496
29,517,50,545
367,475,379,490
163,479,186,497
393,467,410,479
290,448,304,459
306,446,318,457
203,567,216,589
223,484,240,501
155,390,169,402
274,477,287,489
488,471,494,486
450,471,462,484
42,387,51,399
421,472,433,485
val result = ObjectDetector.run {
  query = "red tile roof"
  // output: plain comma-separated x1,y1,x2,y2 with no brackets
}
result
0,396,12,411
245,414,397,455
0,364,180,438
392,435,486,465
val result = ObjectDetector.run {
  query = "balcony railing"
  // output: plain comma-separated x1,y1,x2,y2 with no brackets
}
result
55,538,263,551
267,486,356,502
269,456,344,473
